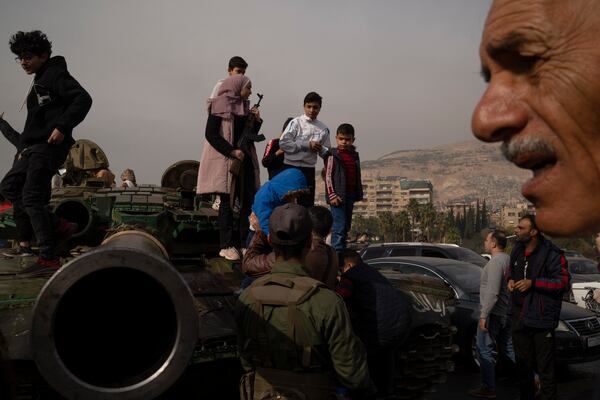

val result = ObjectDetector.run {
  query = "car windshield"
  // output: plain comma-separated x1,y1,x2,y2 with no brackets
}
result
570,259,599,275
435,262,482,294
449,247,488,267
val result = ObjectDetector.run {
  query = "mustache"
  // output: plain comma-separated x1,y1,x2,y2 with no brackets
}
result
500,136,556,163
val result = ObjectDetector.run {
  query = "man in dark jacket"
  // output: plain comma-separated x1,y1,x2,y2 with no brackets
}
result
509,214,570,400
0,31,92,275
336,249,411,397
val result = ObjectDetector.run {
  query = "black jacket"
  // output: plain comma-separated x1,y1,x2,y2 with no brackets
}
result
509,236,570,329
21,56,92,152
338,262,410,347
261,138,285,179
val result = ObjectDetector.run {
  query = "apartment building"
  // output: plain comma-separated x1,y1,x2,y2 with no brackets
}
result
352,176,433,217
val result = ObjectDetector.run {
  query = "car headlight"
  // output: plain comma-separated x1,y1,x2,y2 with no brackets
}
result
555,321,571,332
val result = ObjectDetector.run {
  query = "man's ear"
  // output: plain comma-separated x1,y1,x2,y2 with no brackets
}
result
530,229,538,237
267,234,272,246
40,52,49,62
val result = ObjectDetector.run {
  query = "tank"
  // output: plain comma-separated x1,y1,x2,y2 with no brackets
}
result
0,140,457,399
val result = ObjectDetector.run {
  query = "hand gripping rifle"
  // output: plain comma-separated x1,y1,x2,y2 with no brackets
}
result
237,93,265,153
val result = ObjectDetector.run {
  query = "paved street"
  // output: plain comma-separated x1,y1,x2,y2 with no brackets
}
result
425,360,600,400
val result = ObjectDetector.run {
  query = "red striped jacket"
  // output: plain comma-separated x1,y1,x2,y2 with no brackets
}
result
509,236,570,329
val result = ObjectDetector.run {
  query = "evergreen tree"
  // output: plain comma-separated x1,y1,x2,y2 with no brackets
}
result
465,205,475,238
481,199,488,228
475,199,481,232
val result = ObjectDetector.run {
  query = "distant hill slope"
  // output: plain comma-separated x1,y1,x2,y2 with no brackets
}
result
317,140,530,207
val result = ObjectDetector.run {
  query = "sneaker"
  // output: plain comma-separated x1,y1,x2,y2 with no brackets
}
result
212,195,221,211
2,246,35,258
18,257,61,277
467,387,496,399
219,247,241,261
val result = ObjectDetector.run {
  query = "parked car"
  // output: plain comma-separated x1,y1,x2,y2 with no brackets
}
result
563,249,584,257
368,256,600,367
359,242,488,267
566,256,600,314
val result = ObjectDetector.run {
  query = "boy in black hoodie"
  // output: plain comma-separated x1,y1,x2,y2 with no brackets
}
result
0,31,92,275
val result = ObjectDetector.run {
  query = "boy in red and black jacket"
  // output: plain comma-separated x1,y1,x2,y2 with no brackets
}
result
324,123,363,253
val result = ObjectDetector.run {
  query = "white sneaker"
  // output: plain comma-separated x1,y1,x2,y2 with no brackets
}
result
219,247,240,261
212,195,221,211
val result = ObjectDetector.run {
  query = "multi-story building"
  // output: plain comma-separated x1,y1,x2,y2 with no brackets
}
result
352,176,433,217
500,202,535,227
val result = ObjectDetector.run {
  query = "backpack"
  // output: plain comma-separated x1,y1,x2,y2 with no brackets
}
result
240,275,338,400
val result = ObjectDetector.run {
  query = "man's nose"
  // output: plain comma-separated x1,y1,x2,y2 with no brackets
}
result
471,77,528,143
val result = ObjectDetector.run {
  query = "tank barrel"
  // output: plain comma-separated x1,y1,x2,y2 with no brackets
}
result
31,230,198,400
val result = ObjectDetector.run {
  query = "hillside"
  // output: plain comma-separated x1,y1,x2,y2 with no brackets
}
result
318,140,531,207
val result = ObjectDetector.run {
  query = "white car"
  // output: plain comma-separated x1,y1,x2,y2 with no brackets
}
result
567,256,600,314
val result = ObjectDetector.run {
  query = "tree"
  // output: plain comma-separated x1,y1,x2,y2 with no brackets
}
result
406,198,422,241
352,214,380,238
396,210,412,241
481,199,488,229
465,205,475,238
420,203,437,242
475,199,481,232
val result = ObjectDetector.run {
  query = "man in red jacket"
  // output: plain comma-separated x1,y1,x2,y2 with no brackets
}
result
508,215,570,400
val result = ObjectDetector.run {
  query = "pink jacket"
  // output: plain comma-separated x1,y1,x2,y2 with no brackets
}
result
196,117,260,195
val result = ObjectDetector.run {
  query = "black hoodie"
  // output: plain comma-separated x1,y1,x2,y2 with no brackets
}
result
21,56,92,152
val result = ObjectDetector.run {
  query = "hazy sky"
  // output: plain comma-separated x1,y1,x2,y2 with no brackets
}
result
0,0,491,184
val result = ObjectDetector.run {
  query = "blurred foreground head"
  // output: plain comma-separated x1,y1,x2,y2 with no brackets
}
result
472,0,600,236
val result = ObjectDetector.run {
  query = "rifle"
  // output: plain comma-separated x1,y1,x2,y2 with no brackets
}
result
237,93,265,153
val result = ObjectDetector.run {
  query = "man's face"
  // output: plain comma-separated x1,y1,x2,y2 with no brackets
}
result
228,67,246,76
18,52,48,75
514,219,535,243
595,233,600,253
304,102,321,120
484,232,494,253
336,133,355,150
472,0,600,236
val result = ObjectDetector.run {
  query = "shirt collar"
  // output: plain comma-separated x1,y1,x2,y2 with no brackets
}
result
271,260,309,276
300,114,316,123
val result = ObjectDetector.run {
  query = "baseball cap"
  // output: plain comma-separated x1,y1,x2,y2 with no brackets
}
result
268,203,312,245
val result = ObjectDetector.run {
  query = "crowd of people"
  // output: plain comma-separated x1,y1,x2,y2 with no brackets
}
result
4,0,600,398
196,55,364,263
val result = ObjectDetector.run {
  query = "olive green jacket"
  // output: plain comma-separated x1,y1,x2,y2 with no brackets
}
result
236,261,370,391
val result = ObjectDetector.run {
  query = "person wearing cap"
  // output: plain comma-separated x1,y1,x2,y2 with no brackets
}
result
235,203,372,399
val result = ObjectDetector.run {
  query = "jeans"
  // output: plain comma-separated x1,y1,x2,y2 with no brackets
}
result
0,147,67,259
476,314,516,391
330,195,356,252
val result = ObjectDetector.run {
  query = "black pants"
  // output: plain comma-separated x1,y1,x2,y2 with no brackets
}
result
0,148,66,259
512,325,556,400
366,344,396,396
218,159,256,249
282,164,315,207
